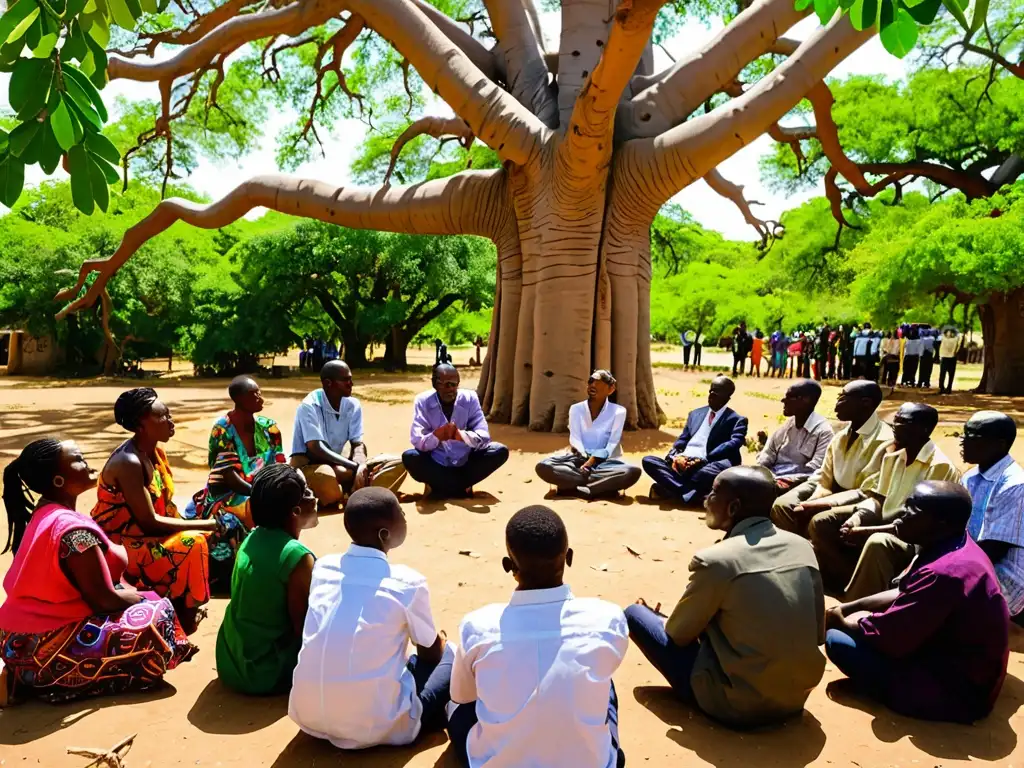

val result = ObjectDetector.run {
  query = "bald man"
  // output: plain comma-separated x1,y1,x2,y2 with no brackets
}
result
772,381,893,537
825,481,1009,723
625,467,825,727
961,411,1024,623
290,361,407,510
756,379,835,493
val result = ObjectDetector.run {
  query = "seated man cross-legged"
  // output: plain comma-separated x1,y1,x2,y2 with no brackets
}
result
642,376,748,506
535,369,642,499
403,363,509,499
756,379,834,495
825,481,1010,723
626,467,826,727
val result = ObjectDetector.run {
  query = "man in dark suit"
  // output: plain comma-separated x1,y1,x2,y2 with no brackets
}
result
642,376,749,505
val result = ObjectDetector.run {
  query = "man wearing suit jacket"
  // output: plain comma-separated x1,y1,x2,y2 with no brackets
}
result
642,376,749,505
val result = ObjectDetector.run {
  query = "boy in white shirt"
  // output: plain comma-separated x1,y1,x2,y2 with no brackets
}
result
447,506,629,767
288,487,451,749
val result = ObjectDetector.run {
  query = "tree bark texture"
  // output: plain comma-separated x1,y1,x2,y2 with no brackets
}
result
55,0,876,430
981,288,1024,395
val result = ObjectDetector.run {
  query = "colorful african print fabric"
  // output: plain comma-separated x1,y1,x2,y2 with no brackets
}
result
0,597,196,703
91,447,212,609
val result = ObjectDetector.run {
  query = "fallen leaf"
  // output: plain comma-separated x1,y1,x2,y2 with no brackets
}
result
652,557,663,562
458,550,481,558
626,546,642,558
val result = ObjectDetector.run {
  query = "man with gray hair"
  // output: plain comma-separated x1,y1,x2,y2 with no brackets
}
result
535,370,642,498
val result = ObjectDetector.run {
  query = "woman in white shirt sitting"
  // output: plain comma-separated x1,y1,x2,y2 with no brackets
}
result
535,370,641,499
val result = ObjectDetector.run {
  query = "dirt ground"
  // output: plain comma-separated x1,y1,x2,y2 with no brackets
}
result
1,358,1021,768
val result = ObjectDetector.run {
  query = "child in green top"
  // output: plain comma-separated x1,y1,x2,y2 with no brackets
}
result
216,463,318,694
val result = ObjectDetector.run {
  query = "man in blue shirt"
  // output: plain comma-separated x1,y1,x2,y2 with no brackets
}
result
852,325,872,379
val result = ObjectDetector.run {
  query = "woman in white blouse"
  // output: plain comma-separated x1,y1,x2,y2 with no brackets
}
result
535,370,642,498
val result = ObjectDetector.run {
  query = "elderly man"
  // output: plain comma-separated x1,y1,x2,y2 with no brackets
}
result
756,379,834,493
290,361,406,510
825,481,1009,723
403,363,509,499
625,467,826,727
642,376,748,506
772,381,893,537
809,403,960,599
961,411,1024,624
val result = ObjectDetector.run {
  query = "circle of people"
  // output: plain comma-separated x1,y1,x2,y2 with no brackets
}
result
0,358,1020,767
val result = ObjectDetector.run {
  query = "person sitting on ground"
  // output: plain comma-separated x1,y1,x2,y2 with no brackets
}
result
824,481,1009,723
290,360,406,512
0,438,196,705
447,506,628,767
961,411,1024,624
289,487,451,748
189,376,285,577
642,376,748,506
535,370,641,499
772,381,893,537
809,403,960,599
625,467,825,727
92,388,231,635
756,379,834,494
403,363,509,499
216,464,318,696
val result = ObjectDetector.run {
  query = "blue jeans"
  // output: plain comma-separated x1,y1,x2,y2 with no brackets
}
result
408,643,456,734
824,629,889,700
447,681,626,767
624,603,700,698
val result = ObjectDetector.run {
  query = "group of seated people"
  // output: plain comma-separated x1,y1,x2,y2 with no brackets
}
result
0,361,1021,766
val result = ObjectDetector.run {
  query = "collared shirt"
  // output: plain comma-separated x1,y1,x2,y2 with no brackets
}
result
811,412,894,495
568,399,627,460
289,545,438,748
451,585,628,768
881,338,900,357
939,335,961,358
853,334,871,356
291,389,363,456
904,338,923,356
963,455,1024,615
410,389,491,468
857,440,961,522
757,411,834,479
665,517,825,726
858,536,1009,722
682,408,722,459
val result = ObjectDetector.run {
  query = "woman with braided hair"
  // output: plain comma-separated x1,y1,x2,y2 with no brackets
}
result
90,388,231,634
0,438,195,705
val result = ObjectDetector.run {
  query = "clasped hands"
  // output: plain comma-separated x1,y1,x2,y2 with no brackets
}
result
432,422,464,443
671,455,705,473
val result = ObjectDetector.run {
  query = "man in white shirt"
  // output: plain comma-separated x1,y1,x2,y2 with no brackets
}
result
535,370,641,498
447,506,629,768
772,380,894,537
756,379,835,493
289,488,452,748
289,360,406,509
938,328,962,394
901,329,923,387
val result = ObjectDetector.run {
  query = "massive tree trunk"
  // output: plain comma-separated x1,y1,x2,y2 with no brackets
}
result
980,288,1024,395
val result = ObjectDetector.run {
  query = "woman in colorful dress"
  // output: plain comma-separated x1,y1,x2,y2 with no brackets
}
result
91,388,228,635
0,438,195,705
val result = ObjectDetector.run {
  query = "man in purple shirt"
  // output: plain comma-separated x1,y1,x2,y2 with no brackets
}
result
402,363,509,499
824,481,1010,722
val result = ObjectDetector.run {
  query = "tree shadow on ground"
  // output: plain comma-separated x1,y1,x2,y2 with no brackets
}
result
634,685,826,767
413,492,498,516
0,682,177,745
269,729,451,767
824,673,1022,761
185,679,289,735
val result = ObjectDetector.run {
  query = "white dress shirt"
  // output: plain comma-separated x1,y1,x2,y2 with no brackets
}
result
682,409,722,459
289,544,439,748
451,585,629,768
568,400,627,460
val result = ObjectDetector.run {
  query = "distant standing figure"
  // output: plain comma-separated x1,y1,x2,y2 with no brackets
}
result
732,323,751,377
693,332,704,367
917,330,935,388
901,328,922,387
938,329,961,394
749,330,764,377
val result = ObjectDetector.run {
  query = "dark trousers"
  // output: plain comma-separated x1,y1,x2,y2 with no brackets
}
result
624,603,700,698
408,643,456,733
902,355,919,386
918,355,934,387
825,629,888,700
732,353,747,376
448,682,625,768
683,345,692,365
854,354,871,379
828,353,836,379
884,358,899,387
939,357,957,393
693,343,702,366
402,444,509,498
642,456,732,505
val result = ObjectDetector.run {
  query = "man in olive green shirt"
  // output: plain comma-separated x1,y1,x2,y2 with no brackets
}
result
625,467,826,726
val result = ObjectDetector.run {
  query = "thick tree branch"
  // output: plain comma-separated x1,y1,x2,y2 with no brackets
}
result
55,170,512,320
485,0,558,127
619,0,809,140
384,116,475,185
703,168,779,247
407,0,502,82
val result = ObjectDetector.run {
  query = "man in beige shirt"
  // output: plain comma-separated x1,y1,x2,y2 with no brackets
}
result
809,403,961,598
756,379,835,492
772,381,894,537
625,467,826,727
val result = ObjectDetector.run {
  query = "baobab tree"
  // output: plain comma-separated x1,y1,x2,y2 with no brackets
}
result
0,0,942,428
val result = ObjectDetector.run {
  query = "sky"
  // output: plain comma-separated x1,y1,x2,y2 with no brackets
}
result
21,12,908,241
